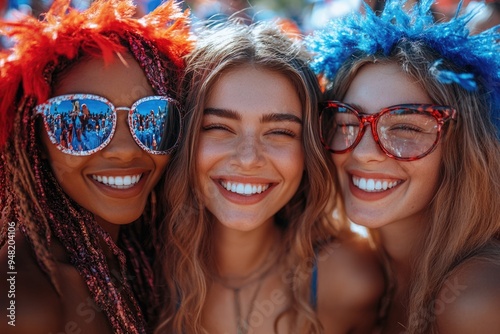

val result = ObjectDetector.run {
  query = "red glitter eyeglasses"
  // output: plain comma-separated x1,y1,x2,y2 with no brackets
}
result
319,101,457,161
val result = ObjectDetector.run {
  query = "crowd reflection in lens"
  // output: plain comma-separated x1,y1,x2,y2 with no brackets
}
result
45,98,168,152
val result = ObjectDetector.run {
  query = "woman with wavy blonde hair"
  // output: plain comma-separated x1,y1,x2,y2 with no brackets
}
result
0,1,191,333
155,21,384,334
307,0,500,332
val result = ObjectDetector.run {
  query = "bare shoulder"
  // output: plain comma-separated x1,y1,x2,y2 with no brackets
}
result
316,235,385,333
435,257,500,334
0,232,63,333
317,235,385,307
0,231,113,334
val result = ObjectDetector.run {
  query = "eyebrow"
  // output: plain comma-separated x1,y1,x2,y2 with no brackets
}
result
204,108,302,124
261,113,302,124
343,102,365,114
204,108,240,120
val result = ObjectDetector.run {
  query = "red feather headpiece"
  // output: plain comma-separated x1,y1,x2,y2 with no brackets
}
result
0,0,193,147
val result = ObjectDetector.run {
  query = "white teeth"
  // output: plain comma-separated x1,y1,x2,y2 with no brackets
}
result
221,181,270,196
92,174,142,189
352,176,400,192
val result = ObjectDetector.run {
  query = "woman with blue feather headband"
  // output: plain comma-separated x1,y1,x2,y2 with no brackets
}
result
307,0,500,333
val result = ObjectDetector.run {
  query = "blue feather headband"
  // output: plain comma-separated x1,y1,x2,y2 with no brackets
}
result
306,0,500,134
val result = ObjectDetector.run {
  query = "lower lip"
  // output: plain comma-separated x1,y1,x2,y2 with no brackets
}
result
89,173,149,199
216,181,273,205
348,178,401,201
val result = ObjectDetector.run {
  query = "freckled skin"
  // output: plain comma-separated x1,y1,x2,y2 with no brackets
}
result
333,63,442,230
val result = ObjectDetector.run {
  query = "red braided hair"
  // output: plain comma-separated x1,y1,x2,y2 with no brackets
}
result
0,1,192,332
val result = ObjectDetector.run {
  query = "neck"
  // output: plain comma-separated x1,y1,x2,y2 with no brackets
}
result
93,216,122,271
95,216,121,243
378,215,426,288
213,222,281,279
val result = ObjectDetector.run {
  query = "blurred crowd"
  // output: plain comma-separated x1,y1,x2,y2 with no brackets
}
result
1,0,499,47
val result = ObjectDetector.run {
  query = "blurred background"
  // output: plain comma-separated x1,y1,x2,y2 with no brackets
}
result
1,0,499,35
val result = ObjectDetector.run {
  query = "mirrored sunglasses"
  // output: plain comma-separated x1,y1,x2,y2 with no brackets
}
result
34,94,181,156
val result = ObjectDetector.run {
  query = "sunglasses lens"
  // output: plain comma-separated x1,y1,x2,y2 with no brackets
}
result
321,105,360,152
42,97,114,155
130,97,179,154
378,108,439,158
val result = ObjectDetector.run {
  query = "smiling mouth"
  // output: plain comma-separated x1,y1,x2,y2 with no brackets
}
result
220,180,271,196
92,174,143,189
352,176,402,192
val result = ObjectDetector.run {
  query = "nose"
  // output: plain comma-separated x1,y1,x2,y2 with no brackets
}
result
101,110,143,161
230,134,265,170
351,124,387,162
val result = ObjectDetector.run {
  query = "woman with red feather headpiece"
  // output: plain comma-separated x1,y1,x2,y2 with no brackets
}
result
0,1,192,333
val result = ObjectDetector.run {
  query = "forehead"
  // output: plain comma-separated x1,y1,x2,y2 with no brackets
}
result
344,62,433,112
206,65,302,118
53,54,153,106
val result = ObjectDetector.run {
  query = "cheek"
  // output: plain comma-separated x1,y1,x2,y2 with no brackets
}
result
41,131,88,181
331,153,349,185
403,151,442,207
331,152,346,168
412,146,442,184
270,144,304,182
195,141,220,198
149,155,170,183
195,137,233,173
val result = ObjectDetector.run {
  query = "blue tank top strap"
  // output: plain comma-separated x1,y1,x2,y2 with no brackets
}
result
310,252,318,310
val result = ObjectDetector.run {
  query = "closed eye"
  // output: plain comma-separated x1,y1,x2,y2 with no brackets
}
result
267,128,298,138
388,123,425,133
201,123,234,133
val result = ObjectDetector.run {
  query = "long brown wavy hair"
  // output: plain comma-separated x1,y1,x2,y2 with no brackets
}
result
155,21,352,333
327,40,500,333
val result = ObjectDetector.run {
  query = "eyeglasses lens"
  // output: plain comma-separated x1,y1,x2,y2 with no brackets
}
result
378,108,439,158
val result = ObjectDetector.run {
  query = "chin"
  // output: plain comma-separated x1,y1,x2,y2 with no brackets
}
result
99,212,144,226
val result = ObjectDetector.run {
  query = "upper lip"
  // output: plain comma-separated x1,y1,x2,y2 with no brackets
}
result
88,167,150,177
352,175,402,191
348,170,404,189
221,180,270,194
88,168,150,183
214,176,276,193
347,169,402,181
92,174,142,184
212,175,277,184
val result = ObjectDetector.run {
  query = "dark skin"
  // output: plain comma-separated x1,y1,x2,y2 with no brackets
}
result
0,54,169,334
0,231,114,334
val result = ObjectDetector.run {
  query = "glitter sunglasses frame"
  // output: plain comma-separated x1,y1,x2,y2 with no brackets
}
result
34,94,181,156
